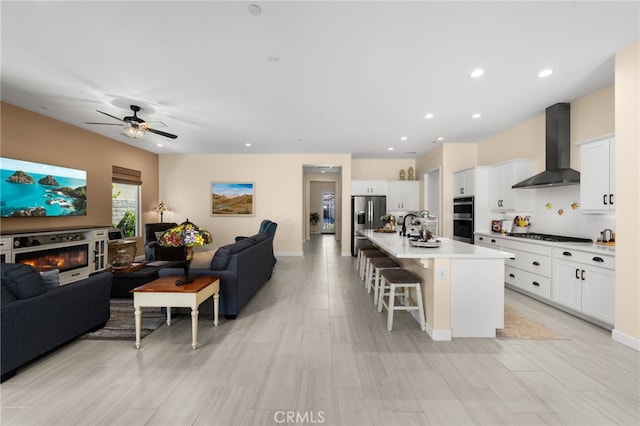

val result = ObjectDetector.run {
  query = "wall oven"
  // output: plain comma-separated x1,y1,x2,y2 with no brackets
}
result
453,196,474,244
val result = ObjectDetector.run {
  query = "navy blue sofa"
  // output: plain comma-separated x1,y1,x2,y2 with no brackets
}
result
1,264,112,381
159,233,275,319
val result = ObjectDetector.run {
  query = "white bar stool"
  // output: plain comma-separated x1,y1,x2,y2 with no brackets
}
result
359,249,386,281
365,256,400,304
354,238,375,272
377,269,426,331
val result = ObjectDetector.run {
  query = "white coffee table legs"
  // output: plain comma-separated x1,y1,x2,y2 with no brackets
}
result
134,305,142,349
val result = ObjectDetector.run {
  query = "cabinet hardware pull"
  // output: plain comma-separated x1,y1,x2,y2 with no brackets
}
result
581,270,586,280
576,269,580,279
72,272,80,277
593,256,604,263
609,194,614,205
509,273,515,278
532,281,540,286
532,261,540,266
491,239,496,243
479,237,484,241
563,251,572,257
603,194,608,205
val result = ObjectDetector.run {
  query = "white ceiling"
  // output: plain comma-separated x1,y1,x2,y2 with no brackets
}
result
2,1,638,158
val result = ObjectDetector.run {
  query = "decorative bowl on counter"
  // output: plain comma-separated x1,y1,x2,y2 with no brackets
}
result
409,238,441,248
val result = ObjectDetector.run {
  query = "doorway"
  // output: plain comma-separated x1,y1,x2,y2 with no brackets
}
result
424,168,441,235
321,191,335,234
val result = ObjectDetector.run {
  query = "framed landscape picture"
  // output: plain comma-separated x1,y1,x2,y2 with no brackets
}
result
211,182,254,216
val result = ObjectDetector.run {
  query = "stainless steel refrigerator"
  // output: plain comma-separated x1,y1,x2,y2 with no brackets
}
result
351,195,387,256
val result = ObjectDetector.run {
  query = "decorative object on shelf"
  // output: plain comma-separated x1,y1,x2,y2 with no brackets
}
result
407,167,415,180
211,182,255,216
157,219,212,285
557,208,564,216
545,202,552,209
571,201,579,209
154,201,171,222
399,169,406,180
111,248,133,270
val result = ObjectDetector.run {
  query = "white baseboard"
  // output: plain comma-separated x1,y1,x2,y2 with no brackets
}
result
612,329,640,351
425,323,452,341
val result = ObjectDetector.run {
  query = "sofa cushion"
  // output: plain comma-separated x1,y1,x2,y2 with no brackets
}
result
40,269,60,290
210,234,268,270
1,264,47,299
210,246,231,270
191,250,215,269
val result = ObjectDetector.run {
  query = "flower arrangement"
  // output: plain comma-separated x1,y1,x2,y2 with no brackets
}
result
380,214,395,224
157,219,212,285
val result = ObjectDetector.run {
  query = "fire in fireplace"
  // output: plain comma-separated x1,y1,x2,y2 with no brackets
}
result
15,244,89,273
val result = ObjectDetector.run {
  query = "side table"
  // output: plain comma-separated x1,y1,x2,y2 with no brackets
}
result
131,275,220,349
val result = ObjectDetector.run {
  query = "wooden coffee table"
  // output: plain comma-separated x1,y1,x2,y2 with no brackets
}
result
131,275,220,349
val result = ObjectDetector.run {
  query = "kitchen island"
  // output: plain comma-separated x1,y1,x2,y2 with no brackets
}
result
359,229,513,340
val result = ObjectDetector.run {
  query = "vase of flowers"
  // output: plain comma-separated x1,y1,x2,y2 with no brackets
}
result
380,214,395,231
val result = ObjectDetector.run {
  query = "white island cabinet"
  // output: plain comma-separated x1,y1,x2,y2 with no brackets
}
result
360,230,513,340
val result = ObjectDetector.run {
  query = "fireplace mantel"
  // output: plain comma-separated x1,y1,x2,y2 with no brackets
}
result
1,227,110,285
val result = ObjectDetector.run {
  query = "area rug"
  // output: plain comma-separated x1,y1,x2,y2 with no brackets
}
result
81,299,166,341
497,305,568,340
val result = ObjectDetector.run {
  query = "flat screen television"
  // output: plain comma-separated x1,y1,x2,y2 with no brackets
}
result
0,157,87,217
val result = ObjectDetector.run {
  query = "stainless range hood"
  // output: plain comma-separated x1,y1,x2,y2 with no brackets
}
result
512,103,580,189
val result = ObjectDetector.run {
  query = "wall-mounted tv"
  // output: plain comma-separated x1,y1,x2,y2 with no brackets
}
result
1,157,87,217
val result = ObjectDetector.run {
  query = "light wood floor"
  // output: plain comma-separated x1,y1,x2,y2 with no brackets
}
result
1,235,638,426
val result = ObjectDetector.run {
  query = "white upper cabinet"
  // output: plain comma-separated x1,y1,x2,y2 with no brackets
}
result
453,169,475,197
387,180,419,211
351,180,388,196
489,160,533,212
580,136,615,213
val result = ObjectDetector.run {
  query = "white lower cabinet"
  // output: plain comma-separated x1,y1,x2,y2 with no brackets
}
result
551,248,614,325
501,239,552,300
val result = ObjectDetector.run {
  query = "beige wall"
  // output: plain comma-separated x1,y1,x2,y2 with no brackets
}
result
159,154,352,256
0,103,159,255
352,158,416,180
614,41,640,346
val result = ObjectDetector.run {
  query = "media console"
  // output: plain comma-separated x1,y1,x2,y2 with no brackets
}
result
0,226,111,285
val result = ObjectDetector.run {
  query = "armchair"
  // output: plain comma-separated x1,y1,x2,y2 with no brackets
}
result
236,219,278,265
144,222,184,261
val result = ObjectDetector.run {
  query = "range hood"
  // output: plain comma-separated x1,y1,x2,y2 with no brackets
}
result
512,103,580,189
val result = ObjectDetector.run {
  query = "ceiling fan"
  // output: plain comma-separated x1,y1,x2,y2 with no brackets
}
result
85,105,178,140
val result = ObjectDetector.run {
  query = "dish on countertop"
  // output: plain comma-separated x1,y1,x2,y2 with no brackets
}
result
409,238,441,248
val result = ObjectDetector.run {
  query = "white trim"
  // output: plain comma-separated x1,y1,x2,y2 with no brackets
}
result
425,323,452,341
612,329,640,351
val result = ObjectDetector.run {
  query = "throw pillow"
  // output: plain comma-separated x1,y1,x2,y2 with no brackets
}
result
40,269,60,289
190,251,214,269
1,263,47,299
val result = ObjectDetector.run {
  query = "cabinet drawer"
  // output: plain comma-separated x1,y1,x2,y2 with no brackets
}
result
552,248,614,270
500,238,552,256
0,237,11,250
475,235,503,247
508,248,551,277
505,266,551,299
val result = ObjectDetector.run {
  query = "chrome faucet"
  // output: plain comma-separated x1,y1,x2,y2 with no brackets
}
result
401,213,419,237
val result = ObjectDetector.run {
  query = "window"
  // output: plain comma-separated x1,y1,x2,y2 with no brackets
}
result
112,166,141,238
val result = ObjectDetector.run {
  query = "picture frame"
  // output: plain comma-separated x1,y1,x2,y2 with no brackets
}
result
211,182,255,216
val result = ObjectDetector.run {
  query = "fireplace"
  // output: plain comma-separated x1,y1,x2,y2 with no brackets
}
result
15,243,89,273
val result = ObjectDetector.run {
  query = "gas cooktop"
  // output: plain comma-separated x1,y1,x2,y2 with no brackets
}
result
507,232,593,243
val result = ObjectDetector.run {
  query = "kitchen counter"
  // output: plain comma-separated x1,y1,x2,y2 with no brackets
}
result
359,230,513,340
474,232,615,255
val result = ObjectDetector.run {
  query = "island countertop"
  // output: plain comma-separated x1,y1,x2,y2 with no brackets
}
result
359,229,514,259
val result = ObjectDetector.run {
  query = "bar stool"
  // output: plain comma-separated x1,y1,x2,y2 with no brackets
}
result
365,256,400,305
359,249,386,281
377,269,426,331
354,238,375,272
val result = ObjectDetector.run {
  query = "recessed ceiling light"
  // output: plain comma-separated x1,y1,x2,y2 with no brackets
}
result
472,113,482,119
437,137,444,141
245,143,252,147
156,143,163,147
424,113,434,119
401,136,407,141
388,147,394,151
248,4,262,15
470,68,484,78
538,69,554,78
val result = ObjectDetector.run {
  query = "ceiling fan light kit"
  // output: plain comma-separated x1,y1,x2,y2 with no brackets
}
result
85,104,178,140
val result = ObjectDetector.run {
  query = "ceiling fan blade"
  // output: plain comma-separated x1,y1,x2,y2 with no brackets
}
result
96,110,125,122
84,122,125,126
146,127,178,139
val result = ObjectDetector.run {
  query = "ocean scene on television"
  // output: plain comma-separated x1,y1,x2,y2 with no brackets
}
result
1,157,87,217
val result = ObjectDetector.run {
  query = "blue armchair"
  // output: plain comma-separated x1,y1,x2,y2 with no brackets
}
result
236,219,277,264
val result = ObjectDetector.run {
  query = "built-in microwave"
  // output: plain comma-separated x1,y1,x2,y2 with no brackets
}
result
453,197,474,244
